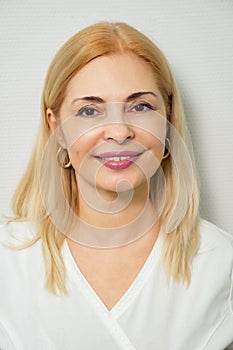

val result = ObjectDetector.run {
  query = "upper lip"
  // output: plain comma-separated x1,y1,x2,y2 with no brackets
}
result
94,151,144,159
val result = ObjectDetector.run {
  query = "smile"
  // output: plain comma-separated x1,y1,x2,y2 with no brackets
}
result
99,155,133,161
94,151,144,170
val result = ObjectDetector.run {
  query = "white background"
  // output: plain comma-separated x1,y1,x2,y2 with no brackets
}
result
0,0,232,234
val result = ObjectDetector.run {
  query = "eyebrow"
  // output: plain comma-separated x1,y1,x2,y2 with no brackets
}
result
71,91,158,105
126,91,158,101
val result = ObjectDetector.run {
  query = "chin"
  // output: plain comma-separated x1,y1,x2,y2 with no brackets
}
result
97,175,147,195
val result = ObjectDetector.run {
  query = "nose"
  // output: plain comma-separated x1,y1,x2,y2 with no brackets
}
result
103,123,135,144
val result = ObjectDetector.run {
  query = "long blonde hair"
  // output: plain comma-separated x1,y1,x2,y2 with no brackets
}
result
10,22,200,293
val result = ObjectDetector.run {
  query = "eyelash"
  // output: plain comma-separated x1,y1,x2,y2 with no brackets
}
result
129,102,156,113
75,105,101,118
74,102,156,118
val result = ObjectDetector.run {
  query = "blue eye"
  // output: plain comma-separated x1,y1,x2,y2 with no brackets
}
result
131,103,155,113
75,106,101,118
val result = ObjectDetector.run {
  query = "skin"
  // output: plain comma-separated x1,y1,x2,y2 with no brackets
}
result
47,52,167,309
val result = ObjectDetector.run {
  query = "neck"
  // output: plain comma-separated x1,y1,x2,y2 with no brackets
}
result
77,179,149,229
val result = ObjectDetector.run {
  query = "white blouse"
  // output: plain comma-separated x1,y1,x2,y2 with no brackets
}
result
0,219,232,350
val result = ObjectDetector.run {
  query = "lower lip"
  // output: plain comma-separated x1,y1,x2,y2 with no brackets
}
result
96,156,139,170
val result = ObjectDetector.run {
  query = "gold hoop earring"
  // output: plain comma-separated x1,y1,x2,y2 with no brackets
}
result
162,137,170,159
56,147,72,168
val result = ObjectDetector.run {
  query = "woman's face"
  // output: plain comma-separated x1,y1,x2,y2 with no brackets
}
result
48,52,167,197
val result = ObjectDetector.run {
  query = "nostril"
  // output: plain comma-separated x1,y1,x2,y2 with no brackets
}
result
107,137,130,145
104,124,135,143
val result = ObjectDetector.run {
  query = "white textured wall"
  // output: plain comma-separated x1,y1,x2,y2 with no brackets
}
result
0,0,232,233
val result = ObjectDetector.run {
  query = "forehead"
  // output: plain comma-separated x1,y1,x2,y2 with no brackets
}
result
64,52,162,103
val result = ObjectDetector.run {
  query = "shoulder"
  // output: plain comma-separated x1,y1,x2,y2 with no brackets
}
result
0,221,42,285
195,220,233,341
196,219,233,270
0,220,37,245
198,218,233,254
194,219,233,310
0,220,40,265
0,222,44,314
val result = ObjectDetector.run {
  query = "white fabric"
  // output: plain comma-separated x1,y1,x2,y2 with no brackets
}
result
0,219,232,350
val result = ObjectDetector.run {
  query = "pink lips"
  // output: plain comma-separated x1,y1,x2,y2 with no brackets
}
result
94,151,143,170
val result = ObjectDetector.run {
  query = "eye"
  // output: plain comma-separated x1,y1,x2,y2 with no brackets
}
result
75,106,101,118
130,103,155,113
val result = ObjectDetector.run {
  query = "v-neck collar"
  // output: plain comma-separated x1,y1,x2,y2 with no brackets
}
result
63,231,163,318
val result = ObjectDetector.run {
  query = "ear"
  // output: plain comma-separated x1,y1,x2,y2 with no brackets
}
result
46,108,66,148
46,108,57,134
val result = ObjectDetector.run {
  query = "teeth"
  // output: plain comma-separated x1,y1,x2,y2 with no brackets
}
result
101,155,133,161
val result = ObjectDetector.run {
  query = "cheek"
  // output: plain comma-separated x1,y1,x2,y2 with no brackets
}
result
68,143,82,168
150,137,165,158
132,132,165,180
139,131,165,157
67,132,100,171
67,139,90,169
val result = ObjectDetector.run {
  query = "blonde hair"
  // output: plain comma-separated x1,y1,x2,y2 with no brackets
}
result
10,22,200,293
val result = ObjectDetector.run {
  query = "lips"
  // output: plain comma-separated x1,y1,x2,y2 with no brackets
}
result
93,151,144,170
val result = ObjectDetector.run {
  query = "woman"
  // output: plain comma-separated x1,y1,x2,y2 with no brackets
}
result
0,22,232,350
